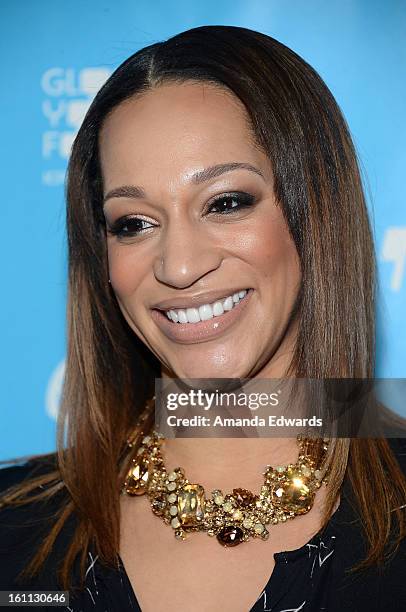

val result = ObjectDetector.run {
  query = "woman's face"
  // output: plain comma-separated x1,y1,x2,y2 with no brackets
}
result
100,82,301,379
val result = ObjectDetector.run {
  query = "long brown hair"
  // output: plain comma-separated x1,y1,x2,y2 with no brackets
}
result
1,25,406,590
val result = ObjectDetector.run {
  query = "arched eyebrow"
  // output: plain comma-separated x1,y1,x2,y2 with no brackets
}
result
102,161,264,206
190,161,264,184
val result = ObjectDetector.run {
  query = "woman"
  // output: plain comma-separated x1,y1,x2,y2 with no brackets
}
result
1,25,406,612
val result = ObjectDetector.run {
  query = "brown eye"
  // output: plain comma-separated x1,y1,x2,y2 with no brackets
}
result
208,192,256,214
107,216,155,238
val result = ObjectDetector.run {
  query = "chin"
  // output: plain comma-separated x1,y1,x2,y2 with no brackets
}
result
168,359,251,382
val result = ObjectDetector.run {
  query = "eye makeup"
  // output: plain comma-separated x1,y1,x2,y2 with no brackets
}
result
106,191,258,239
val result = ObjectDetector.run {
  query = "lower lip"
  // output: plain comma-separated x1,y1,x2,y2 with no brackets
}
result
150,289,254,344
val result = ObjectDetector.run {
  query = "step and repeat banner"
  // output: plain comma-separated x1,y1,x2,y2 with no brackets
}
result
1,1,405,460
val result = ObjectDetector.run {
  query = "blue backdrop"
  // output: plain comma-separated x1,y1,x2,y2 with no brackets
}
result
1,1,405,460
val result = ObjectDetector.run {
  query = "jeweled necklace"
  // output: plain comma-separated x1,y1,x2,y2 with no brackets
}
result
121,399,330,547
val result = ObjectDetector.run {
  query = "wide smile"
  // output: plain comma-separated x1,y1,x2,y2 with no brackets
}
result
150,288,254,344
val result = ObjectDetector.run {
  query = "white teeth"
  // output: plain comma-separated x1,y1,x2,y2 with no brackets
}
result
186,307,200,323
178,310,188,323
199,304,214,321
168,310,179,323
165,289,248,324
223,296,234,311
212,301,224,316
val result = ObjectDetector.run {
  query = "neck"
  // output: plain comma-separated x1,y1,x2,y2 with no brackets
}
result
163,436,300,494
159,341,300,493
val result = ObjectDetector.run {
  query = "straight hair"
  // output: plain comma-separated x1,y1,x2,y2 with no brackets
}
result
1,25,406,591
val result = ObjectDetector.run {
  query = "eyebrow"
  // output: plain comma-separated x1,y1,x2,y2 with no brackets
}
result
102,162,264,206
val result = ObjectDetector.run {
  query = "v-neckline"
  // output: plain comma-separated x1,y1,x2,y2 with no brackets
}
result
115,492,346,611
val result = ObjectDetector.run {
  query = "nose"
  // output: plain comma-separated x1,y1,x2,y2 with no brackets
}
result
153,220,223,288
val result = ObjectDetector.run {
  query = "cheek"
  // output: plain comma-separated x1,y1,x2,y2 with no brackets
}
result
239,216,300,284
107,244,145,297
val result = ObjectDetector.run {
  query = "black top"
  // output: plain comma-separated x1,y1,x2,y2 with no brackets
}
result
1,440,406,612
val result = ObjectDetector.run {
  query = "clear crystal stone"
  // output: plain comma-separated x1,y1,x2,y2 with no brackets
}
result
171,517,180,528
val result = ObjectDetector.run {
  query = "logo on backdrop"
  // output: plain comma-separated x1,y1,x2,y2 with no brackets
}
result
41,67,111,187
45,359,66,420
381,227,406,291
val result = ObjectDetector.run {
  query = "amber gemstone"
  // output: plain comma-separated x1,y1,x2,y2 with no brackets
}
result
177,484,205,526
217,525,244,547
124,458,150,496
271,472,314,514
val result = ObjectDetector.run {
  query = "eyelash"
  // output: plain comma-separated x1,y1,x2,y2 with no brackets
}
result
106,192,257,239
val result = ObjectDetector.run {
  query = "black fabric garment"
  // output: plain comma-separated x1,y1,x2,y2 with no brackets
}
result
1,439,406,612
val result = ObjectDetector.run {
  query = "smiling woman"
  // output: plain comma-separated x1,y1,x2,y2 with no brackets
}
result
1,24,406,612
100,83,300,376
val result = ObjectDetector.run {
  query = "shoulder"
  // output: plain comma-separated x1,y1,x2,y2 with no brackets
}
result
0,453,71,590
0,453,58,495
333,441,406,610
387,437,406,475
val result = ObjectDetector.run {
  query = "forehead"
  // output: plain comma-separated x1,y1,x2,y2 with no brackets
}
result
99,82,267,184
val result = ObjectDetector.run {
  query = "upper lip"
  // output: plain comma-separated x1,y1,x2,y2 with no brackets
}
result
151,288,250,311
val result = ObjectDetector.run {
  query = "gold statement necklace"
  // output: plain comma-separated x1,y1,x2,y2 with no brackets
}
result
121,398,331,547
